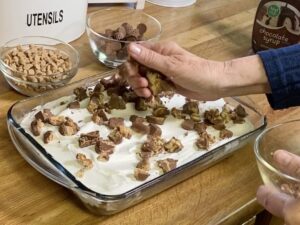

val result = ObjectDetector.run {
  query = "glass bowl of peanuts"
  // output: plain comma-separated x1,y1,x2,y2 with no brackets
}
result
86,8,161,68
0,36,79,96
255,120,300,198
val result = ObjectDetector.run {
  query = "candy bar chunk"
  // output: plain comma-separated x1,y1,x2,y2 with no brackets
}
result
136,158,150,171
43,131,54,144
92,109,108,125
149,124,162,137
146,71,174,96
117,125,132,139
213,123,226,131
59,117,79,136
48,116,65,126
164,137,183,153
146,115,166,125
182,101,199,115
137,23,147,35
87,93,105,113
219,129,233,139
78,131,100,148
157,158,178,173
181,119,195,130
135,97,148,111
108,93,126,110
204,109,223,125
141,136,165,156
134,168,150,181
129,115,146,123
122,90,138,103
74,87,88,101
194,122,207,134
108,117,124,129
152,106,170,117
35,109,53,123
92,82,105,94
108,128,123,144
67,101,80,109
132,122,150,134
171,107,186,119
196,131,213,150
31,119,44,136
95,139,115,155
234,104,247,118
76,153,93,169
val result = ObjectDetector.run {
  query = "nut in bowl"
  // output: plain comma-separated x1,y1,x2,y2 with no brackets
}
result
255,120,300,198
86,8,161,68
0,36,79,96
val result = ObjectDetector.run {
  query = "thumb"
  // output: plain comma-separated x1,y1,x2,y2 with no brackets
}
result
128,43,170,75
256,185,292,218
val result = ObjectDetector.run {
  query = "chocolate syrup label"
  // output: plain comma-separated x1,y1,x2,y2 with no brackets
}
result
252,0,300,52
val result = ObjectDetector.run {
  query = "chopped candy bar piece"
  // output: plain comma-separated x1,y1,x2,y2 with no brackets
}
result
136,158,150,171
194,122,207,134
131,121,150,134
157,158,178,173
164,137,183,153
76,153,93,169
31,119,44,136
108,93,126,110
35,109,53,122
135,97,148,111
181,119,195,130
149,123,162,137
87,93,105,113
182,101,199,115
43,131,54,144
129,115,145,123
48,116,65,126
171,107,185,119
213,123,226,131
108,128,123,144
134,168,150,181
234,104,247,118
152,106,170,117
58,117,79,136
146,115,166,125
95,139,115,154
146,71,174,96
67,101,80,109
219,129,233,139
141,136,165,156
78,131,100,148
74,87,88,101
92,109,108,125
108,117,124,129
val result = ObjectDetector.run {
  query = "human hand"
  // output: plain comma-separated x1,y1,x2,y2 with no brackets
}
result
122,41,225,100
256,150,300,225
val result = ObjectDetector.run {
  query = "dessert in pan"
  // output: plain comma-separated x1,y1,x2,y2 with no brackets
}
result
19,65,253,195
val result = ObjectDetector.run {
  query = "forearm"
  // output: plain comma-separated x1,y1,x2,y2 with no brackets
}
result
220,54,271,97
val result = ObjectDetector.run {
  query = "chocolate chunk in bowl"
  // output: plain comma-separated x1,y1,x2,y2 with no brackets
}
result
86,8,161,68
8,71,267,215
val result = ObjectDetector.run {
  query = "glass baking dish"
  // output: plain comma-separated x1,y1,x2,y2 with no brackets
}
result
7,71,267,215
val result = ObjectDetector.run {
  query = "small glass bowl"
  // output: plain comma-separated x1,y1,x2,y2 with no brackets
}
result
0,36,79,96
255,120,300,198
86,8,161,68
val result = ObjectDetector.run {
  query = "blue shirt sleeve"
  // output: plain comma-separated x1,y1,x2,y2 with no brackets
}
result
257,44,300,109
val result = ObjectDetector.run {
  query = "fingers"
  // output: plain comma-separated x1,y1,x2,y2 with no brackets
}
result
128,43,171,74
133,87,152,98
256,185,292,218
273,150,300,178
127,76,148,89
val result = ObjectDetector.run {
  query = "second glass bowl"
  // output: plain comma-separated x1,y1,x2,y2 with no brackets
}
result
86,8,161,68
0,36,79,96
255,120,300,198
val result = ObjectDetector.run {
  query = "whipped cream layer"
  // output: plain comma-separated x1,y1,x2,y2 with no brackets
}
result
20,94,253,195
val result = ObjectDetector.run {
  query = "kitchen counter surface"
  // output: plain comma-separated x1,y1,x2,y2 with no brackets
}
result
0,1,299,224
